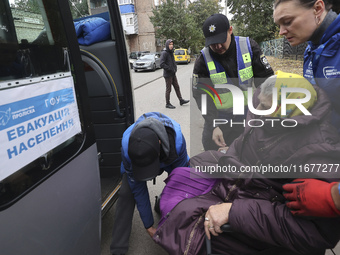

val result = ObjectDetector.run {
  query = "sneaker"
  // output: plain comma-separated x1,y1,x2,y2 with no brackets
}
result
180,99,189,105
166,103,176,109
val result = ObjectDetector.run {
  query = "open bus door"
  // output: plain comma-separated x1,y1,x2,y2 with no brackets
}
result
0,0,134,254
74,6,135,216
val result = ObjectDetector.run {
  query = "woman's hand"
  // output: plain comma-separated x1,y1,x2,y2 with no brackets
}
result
204,203,232,240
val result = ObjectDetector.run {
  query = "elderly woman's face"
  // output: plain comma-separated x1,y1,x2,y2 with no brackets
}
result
273,1,317,46
257,93,273,116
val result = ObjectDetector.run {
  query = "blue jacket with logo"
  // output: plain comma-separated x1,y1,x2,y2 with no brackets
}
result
121,112,189,229
303,14,340,134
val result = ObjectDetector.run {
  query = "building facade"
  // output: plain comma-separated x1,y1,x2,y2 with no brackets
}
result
119,0,161,53
89,0,161,53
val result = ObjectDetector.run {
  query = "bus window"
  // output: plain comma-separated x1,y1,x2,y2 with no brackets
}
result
0,0,133,253
0,0,84,209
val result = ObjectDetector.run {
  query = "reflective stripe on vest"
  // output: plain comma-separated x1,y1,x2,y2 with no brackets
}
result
237,37,253,82
202,36,254,111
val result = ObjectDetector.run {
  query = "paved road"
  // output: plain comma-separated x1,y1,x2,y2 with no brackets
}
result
101,62,340,255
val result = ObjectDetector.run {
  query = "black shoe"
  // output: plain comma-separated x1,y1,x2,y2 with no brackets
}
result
180,99,189,105
154,195,161,215
166,103,176,109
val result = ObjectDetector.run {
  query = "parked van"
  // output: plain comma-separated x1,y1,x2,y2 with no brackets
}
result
174,48,191,64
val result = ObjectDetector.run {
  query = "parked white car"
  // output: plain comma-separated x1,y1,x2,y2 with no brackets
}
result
129,51,150,68
133,53,161,72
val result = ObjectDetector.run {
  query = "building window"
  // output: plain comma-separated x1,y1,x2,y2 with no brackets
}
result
126,17,133,26
119,0,134,4
90,0,107,8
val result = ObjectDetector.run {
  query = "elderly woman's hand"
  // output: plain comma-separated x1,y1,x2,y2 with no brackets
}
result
204,203,232,240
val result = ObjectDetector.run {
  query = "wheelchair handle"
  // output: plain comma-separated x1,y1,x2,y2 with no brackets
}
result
220,223,233,232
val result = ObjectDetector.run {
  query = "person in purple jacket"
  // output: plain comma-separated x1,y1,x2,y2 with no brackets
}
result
154,72,340,255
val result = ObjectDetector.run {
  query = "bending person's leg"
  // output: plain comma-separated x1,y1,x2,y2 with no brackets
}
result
110,173,135,255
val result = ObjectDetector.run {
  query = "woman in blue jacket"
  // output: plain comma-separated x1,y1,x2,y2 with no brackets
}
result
273,0,340,218
110,112,189,255
274,0,340,133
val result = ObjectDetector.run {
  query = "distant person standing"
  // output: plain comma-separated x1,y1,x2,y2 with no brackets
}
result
160,39,189,109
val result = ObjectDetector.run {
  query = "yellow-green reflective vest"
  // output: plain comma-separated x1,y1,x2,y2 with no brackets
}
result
201,36,254,112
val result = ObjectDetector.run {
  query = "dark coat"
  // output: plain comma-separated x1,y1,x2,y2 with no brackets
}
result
153,87,340,255
160,39,177,78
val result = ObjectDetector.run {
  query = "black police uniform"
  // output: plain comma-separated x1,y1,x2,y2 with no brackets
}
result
192,33,274,150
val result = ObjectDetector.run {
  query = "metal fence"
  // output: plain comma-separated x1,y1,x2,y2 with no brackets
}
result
260,38,308,60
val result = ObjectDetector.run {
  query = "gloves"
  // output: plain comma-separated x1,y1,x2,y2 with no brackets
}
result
283,178,340,217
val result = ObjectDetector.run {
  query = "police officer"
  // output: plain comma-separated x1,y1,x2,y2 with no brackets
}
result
192,13,274,151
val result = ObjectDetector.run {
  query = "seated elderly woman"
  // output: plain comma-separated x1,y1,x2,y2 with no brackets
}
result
153,71,340,255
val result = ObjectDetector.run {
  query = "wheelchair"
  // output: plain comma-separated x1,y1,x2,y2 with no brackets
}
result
205,224,327,255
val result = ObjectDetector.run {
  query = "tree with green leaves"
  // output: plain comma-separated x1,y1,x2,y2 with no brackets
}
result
188,0,222,53
150,0,200,51
188,0,222,29
227,0,278,44
69,0,89,19
12,0,89,19
13,0,40,13
150,0,221,54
